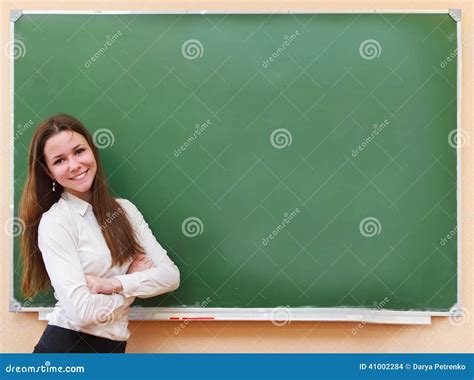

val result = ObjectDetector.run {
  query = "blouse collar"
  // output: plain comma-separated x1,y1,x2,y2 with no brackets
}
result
61,191,92,216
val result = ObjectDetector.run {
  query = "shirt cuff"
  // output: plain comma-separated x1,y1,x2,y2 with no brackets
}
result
113,274,140,298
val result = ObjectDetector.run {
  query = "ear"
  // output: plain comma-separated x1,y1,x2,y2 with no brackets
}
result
44,168,55,181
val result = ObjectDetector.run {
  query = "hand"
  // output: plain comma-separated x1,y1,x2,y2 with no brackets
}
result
85,275,120,295
127,253,156,274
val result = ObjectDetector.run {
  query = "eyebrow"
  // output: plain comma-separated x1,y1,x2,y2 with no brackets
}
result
51,144,84,160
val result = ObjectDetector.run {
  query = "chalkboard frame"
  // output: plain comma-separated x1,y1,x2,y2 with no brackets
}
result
9,9,463,324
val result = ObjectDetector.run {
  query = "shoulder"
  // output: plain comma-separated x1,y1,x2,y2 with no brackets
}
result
39,197,74,229
116,198,137,212
116,198,141,220
38,198,77,239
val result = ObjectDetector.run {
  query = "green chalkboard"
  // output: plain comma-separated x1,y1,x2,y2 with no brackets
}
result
11,12,459,314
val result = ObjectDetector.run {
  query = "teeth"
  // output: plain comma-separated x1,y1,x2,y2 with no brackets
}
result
71,170,87,180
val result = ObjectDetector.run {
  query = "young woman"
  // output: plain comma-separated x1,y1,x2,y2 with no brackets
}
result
20,114,180,353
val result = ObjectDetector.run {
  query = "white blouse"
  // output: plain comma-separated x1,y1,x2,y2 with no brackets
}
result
38,190,180,341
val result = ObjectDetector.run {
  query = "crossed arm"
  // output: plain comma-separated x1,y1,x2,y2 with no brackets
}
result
85,253,156,295
38,199,180,327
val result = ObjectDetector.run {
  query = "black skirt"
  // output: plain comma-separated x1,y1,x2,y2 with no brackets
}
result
33,324,127,353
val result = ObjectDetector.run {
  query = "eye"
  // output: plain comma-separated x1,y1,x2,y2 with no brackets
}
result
75,148,85,154
53,158,64,165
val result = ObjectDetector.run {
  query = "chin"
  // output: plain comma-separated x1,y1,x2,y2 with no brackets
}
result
69,182,93,194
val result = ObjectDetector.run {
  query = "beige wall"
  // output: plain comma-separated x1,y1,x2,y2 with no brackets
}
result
1,0,472,353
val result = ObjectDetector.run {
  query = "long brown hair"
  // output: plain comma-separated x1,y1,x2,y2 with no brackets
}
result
20,113,144,298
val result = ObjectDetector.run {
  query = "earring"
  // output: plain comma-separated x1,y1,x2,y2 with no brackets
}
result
52,181,56,192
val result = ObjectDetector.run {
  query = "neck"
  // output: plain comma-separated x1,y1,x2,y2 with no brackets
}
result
67,189,92,203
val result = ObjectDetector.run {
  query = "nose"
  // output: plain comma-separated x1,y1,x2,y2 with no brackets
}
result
68,156,81,173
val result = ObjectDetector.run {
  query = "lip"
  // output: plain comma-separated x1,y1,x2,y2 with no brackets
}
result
69,169,89,181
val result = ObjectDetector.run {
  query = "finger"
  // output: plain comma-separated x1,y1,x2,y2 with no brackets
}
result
133,254,146,261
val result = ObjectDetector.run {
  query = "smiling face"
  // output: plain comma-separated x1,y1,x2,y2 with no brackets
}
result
44,130,97,202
